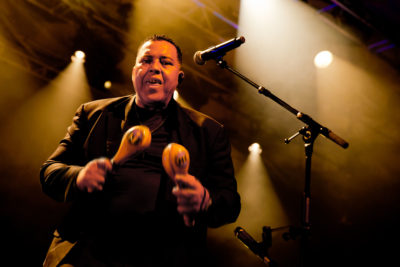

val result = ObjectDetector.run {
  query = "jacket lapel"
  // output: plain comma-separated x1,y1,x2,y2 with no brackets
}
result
174,102,205,178
105,111,124,158
105,96,134,158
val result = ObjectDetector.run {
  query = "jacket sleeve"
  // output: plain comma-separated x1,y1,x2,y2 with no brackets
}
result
203,124,241,228
40,104,89,203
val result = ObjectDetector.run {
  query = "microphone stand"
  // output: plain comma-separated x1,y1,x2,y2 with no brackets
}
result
214,57,349,266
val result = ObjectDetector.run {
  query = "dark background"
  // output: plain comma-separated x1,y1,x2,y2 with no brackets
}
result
1,0,400,266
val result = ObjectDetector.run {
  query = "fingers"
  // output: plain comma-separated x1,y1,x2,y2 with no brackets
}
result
87,182,103,193
183,214,195,227
76,158,112,193
174,174,200,189
95,158,113,173
172,174,205,214
174,190,198,213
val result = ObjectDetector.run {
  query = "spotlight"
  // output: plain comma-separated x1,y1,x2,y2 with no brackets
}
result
173,90,179,100
71,50,86,62
248,143,262,154
104,80,112,89
314,50,333,68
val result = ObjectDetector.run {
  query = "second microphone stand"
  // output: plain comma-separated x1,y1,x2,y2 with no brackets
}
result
215,57,348,266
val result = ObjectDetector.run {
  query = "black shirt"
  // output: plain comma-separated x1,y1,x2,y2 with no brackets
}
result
88,103,195,265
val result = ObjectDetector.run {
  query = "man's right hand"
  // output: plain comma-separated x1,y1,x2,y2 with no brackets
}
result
76,158,112,193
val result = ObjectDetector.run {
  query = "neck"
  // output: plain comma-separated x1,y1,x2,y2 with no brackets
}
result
135,98,171,111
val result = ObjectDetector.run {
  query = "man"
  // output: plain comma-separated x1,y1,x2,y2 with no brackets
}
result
41,35,241,267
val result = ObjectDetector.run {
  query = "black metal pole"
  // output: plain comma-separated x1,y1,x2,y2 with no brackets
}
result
299,127,317,266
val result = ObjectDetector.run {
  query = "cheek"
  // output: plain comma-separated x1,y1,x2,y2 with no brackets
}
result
165,72,179,87
132,68,143,87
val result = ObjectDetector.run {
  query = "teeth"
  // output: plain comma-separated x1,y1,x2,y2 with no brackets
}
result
147,78,161,84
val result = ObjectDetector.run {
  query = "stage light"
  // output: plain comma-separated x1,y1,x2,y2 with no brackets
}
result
248,143,262,154
71,50,86,62
104,80,112,89
314,50,333,68
173,90,179,100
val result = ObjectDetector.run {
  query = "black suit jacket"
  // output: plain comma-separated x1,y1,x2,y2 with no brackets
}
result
40,95,240,266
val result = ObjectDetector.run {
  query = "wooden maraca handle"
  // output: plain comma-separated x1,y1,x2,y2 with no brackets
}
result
162,143,194,227
112,125,151,166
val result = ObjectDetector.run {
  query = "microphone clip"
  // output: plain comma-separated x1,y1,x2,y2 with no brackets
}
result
234,226,278,266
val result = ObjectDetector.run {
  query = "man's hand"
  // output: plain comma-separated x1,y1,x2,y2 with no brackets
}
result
172,174,210,215
76,158,112,193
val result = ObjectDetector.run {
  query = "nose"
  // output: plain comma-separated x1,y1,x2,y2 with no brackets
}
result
149,60,161,74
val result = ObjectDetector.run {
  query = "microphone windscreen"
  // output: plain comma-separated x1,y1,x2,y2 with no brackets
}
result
193,51,205,65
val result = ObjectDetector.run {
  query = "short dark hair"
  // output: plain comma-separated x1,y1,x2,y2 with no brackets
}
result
138,34,182,64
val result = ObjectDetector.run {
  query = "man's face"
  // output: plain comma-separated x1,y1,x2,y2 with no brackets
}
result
132,40,183,108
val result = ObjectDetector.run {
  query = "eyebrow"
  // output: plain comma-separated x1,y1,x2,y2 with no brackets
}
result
141,54,176,62
160,56,175,61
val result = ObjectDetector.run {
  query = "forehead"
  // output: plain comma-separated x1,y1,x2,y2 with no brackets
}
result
137,40,179,60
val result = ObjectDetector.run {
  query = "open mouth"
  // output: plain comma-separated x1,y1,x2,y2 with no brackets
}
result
145,78,162,85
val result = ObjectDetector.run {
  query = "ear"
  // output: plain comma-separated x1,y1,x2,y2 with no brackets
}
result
178,71,185,85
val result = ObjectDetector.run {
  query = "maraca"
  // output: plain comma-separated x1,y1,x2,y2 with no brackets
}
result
162,143,194,227
112,125,151,166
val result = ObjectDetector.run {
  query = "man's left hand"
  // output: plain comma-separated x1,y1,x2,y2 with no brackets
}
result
172,174,208,215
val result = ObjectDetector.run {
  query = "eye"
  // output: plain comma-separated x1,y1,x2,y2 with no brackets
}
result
140,57,152,64
161,59,173,66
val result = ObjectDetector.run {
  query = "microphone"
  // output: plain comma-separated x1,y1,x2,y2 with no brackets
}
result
193,36,245,65
234,227,276,266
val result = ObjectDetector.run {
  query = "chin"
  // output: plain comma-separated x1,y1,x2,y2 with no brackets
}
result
143,98,169,109
138,91,172,107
